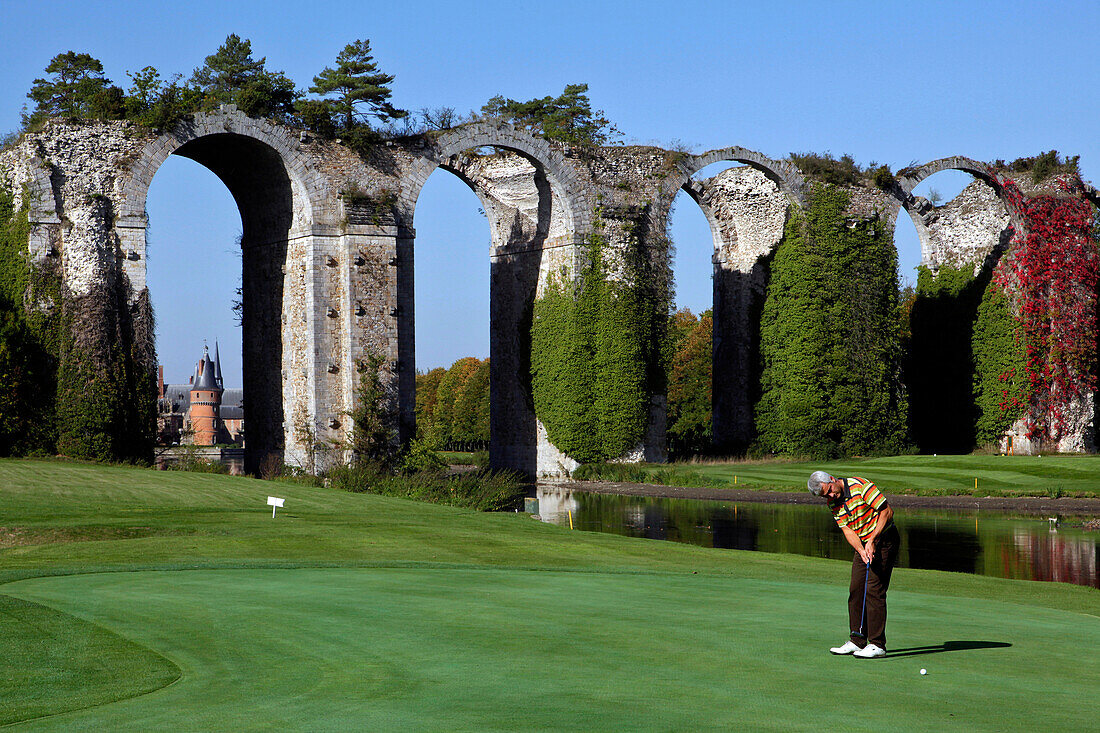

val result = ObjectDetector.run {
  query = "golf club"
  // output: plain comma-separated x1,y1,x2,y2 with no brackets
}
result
853,558,870,638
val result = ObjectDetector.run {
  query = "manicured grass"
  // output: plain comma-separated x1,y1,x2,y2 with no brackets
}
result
0,594,179,725
1,459,1097,730
438,450,476,464
651,454,1100,497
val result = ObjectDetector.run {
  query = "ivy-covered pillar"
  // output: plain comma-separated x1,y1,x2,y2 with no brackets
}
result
980,177,1099,453
754,184,907,458
529,204,669,473
55,195,155,461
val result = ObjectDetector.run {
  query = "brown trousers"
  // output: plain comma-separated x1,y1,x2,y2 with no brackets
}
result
849,523,900,649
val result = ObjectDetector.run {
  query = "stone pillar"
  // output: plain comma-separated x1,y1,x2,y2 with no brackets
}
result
712,260,767,451
242,235,291,473
489,246,542,474
343,221,404,457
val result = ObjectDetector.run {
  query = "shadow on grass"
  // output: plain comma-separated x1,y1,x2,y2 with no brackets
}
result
887,640,1012,657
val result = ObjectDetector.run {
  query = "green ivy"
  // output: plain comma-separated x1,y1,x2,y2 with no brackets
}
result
972,279,1027,444
53,285,156,463
754,184,907,458
530,225,662,463
0,184,59,455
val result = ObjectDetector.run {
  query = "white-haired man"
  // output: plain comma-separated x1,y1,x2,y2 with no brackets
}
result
807,470,900,659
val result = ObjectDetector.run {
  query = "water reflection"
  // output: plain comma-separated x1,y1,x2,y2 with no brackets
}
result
535,487,1099,588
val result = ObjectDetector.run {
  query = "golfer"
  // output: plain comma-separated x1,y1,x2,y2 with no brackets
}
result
807,471,900,659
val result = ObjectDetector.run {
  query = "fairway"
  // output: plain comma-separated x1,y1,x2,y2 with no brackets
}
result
1,459,1098,730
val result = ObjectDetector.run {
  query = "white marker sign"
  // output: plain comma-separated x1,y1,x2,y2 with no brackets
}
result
267,496,285,518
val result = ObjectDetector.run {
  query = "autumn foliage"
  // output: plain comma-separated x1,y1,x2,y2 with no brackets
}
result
987,173,1100,443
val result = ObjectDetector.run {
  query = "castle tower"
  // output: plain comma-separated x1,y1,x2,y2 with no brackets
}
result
189,343,224,445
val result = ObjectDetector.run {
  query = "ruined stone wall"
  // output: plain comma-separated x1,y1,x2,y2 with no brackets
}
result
913,181,1012,271
5,112,1097,469
685,167,788,449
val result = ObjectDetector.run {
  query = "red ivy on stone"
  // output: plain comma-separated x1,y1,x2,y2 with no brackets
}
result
988,171,1099,442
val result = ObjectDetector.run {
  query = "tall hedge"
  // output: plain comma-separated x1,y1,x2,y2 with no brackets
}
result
530,230,663,464
754,184,907,458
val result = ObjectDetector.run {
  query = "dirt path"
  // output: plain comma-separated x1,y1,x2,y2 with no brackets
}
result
543,479,1100,516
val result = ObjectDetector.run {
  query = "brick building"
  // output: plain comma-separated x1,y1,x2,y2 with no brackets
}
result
157,342,244,446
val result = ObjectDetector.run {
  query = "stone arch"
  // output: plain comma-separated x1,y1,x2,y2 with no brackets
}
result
394,122,591,474
679,179,731,255
116,108,329,474
118,108,327,230
664,147,806,209
397,121,592,239
17,156,62,264
22,156,60,226
664,157,792,454
892,156,1024,266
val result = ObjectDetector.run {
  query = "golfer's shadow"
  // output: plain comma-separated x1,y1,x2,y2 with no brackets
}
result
887,641,1011,658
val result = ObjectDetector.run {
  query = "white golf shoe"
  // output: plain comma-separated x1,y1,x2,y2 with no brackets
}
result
853,643,886,658
829,641,862,655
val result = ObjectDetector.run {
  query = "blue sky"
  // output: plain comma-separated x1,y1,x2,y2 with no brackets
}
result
3,1,1098,383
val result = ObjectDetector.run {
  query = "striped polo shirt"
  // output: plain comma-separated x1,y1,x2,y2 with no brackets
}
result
827,477,888,540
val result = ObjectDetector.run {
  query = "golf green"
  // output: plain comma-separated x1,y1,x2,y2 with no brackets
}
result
4,567,1097,731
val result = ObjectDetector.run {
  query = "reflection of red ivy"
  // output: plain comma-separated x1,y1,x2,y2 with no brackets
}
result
988,171,1099,442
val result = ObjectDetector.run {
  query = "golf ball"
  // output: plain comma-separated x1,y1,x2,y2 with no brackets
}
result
920,668,927,675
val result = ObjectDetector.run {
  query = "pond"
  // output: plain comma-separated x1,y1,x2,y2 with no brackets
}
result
535,487,1099,588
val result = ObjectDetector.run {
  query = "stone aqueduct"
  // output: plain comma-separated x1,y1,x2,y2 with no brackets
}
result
2,108,1090,473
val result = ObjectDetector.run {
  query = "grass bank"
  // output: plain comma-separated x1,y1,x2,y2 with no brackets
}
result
577,454,1100,498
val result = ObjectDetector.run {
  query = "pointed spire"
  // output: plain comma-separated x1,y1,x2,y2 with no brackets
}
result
214,340,224,389
190,340,223,393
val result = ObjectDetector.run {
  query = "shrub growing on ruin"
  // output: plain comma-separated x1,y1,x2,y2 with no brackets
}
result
754,185,907,458
348,354,399,466
481,84,620,147
308,39,405,130
530,227,662,463
25,52,114,125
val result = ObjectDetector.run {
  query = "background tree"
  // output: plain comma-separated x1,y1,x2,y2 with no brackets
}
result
25,52,112,123
423,357,480,448
190,34,266,102
481,83,619,147
450,358,490,449
415,367,446,443
190,34,297,117
414,359,490,450
667,309,713,456
309,40,405,130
